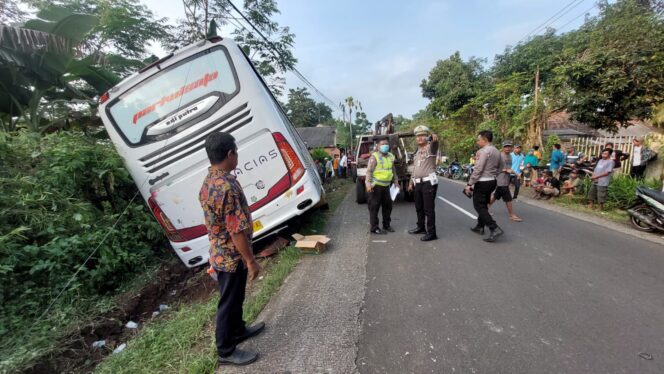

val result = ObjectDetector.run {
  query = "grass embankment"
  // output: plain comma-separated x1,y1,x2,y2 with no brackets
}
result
95,178,351,374
548,194,630,224
541,175,662,226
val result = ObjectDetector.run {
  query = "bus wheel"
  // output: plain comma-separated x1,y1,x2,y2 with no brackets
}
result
356,179,367,204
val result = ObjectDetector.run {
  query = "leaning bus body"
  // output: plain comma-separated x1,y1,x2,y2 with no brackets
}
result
98,37,324,267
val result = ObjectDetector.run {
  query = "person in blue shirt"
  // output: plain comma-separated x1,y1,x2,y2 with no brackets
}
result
550,143,565,179
510,144,525,200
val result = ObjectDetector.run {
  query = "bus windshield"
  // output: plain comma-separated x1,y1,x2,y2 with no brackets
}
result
108,47,238,145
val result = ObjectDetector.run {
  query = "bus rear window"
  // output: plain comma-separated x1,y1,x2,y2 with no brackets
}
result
107,47,238,145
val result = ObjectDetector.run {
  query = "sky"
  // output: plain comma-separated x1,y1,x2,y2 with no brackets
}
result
141,0,601,122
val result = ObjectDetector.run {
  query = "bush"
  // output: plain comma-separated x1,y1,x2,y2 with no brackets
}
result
605,174,661,210
310,147,330,163
574,174,662,210
0,132,166,340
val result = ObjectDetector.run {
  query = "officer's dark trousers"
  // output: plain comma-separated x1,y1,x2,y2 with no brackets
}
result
473,180,498,230
368,185,392,230
216,263,247,357
414,181,437,235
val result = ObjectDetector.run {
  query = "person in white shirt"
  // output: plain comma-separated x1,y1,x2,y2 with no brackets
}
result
630,137,656,179
340,152,348,179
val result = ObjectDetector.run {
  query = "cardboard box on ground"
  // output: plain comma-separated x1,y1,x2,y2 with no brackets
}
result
292,233,331,254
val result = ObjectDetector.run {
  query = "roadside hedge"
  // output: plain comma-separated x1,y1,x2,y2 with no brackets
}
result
0,131,166,338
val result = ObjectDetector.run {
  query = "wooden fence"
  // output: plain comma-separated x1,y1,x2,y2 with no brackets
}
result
568,136,636,174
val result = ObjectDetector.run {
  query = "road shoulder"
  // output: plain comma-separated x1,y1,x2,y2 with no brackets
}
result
224,192,369,373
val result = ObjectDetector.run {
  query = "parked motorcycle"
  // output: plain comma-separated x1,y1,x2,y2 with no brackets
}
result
627,186,664,232
461,164,473,181
559,161,593,181
449,163,462,180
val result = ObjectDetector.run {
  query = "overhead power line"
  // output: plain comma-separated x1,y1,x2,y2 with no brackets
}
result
556,4,599,33
225,0,339,110
517,0,586,44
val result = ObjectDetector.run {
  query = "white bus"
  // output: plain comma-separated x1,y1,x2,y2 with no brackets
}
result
98,36,325,267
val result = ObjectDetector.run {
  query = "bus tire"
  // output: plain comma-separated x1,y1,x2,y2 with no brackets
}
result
356,179,367,204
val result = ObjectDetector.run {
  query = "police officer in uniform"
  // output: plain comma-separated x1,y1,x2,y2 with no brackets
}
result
464,130,504,242
366,138,399,234
408,125,439,241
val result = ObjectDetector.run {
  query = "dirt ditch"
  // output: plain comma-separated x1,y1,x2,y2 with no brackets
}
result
22,262,216,374
21,236,290,374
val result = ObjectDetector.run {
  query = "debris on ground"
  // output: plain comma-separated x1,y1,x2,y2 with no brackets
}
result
23,262,216,374
158,304,169,312
91,340,106,349
256,236,290,258
125,321,138,329
292,233,331,254
112,343,127,354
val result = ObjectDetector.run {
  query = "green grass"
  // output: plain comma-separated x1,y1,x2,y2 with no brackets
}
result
0,258,173,374
547,194,630,224
95,180,352,374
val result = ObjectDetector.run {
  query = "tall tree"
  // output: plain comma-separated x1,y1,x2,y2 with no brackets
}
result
420,52,488,118
283,87,333,127
555,0,664,131
168,0,296,95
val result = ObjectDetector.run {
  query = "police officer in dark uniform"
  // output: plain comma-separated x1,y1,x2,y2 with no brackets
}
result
408,125,439,241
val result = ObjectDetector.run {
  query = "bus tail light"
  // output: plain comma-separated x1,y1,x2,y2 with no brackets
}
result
148,197,207,242
272,132,305,184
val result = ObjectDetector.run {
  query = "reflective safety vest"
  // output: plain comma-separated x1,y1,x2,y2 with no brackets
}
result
371,151,395,187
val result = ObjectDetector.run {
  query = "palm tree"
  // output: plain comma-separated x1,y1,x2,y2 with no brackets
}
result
345,96,358,151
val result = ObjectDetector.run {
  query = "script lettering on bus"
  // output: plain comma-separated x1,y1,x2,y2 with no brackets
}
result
131,71,219,125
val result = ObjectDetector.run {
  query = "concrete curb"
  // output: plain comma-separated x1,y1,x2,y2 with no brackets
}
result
441,177,664,247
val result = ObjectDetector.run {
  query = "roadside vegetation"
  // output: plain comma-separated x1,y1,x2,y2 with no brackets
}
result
0,0,326,372
547,174,663,223
95,178,352,374
395,0,663,162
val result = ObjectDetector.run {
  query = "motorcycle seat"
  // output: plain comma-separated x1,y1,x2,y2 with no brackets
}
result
638,186,664,204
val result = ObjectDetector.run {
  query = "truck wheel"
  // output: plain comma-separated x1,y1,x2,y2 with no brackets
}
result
356,179,367,204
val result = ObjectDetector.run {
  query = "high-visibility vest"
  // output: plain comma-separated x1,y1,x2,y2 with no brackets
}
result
371,151,395,187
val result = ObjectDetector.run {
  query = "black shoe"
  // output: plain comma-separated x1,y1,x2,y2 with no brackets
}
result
218,349,258,366
483,227,504,243
420,233,438,241
370,228,385,234
470,226,485,235
233,322,265,345
408,227,426,234
383,226,395,233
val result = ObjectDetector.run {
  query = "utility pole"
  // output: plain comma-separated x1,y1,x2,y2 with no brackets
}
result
528,67,541,147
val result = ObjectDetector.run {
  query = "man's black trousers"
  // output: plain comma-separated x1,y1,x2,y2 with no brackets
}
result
630,164,646,179
368,185,392,231
473,180,498,230
414,181,437,235
216,263,248,357
509,174,521,199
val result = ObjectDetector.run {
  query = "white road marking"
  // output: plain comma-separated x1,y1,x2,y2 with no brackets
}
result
371,240,387,243
437,196,478,220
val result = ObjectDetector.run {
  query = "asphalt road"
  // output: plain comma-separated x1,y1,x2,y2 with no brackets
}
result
357,178,664,374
